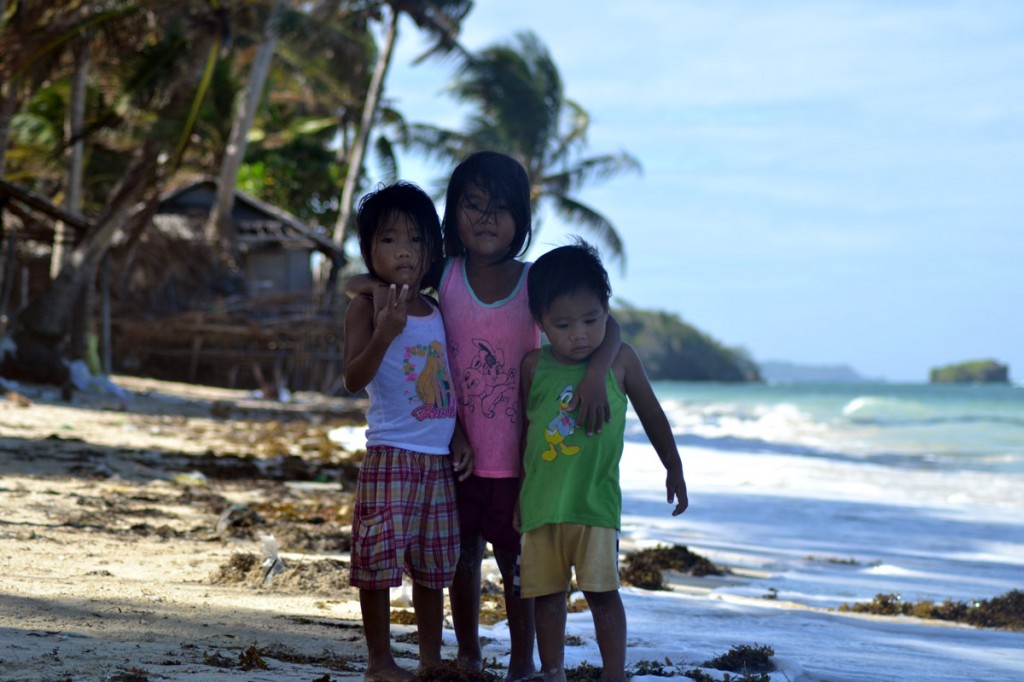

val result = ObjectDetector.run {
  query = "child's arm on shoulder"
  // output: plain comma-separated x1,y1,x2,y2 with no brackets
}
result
343,283,410,393
344,273,379,300
345,273,396,316
618,343,688,516
574,314,622,435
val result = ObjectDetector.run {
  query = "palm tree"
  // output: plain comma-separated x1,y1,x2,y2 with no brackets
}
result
204,0,288,250
329,0,472,250
0,2,230,384
406,30,641,264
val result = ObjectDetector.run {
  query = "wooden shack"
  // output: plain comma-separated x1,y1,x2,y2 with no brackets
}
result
110,180,347,395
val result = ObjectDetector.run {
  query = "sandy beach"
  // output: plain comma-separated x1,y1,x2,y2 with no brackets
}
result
0,376,403,681
3,376,1023,682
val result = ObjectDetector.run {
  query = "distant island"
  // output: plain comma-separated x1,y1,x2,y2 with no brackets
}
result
929,359,1009,384
758,360,870,384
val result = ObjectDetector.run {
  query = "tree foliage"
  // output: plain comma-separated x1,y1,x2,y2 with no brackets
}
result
0,3,713,389
929,359,1008,384
613,303,760,382
405,31,640,263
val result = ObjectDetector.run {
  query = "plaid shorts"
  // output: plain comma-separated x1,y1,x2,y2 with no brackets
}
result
349,446,460,590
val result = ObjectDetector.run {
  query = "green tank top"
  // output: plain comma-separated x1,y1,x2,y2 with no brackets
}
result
519,347,628,533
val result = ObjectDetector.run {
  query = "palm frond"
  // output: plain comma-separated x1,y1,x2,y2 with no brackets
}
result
373,133,398,183
548,194,626,268
543,153,642,196
401,0,474,64
548,98,589,165
402,123,471,163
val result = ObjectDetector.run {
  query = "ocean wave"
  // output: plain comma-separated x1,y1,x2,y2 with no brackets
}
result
841,395,1024,427
624,429,1022,473
636,390,1024,474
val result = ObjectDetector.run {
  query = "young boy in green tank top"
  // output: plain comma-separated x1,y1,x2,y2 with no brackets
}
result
517,240,689,682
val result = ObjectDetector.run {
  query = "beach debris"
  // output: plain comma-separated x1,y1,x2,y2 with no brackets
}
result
215,503,264,538
103,667,150,681
629,659,680,677
838,589,1024,631
92,463,115,479
620,544,725,590
4,389,31,407
701,643,776,676
238,643,269,670
202,650,235,668
389,577,414,607
210,399,233,419
563,661,602,681
209,552,349,593
64,359,130,398
172,470,209,487
209,552,261,585
414,660,502,681
259,534,287,585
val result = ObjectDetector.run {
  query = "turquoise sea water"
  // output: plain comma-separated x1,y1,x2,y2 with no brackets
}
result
641,381,1024,474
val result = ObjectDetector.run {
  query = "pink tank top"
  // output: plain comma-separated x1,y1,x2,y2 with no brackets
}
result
439,257,541,477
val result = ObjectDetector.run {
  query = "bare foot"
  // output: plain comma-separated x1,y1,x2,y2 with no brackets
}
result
456,655,483,672
541,668,567,682
506,663,540,681
364,662,415,681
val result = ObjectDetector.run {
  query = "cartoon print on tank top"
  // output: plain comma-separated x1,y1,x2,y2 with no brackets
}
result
452,338,517,421
543,384,580,461
402,340,456,421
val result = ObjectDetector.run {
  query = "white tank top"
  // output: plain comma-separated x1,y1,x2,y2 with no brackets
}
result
364,302,457,455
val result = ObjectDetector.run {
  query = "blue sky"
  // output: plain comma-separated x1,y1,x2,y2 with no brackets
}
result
379,1,1024,382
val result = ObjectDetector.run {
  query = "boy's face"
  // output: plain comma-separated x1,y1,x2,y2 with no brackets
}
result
371,211,427,289
538,289,609,364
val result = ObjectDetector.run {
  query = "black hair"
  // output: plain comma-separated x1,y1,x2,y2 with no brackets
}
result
356,181,444,290
442,151,532,261
527,238,612,321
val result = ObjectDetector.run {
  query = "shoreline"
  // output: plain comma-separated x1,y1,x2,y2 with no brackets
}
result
2,375,1022,681
0,376,379,680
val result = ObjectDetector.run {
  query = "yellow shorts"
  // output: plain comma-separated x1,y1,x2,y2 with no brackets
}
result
520,523,619,598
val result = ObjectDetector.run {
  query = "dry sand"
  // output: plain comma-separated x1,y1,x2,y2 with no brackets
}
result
0,375,471,681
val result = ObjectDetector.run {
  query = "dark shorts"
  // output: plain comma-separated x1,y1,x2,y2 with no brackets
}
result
455,475,521,554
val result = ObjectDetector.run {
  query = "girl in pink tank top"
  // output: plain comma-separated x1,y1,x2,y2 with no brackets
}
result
438,152,621,680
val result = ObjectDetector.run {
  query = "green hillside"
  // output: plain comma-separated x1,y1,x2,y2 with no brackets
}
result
612,304,760,382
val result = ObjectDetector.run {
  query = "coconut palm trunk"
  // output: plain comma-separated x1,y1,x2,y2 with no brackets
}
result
50,36,89,280
61,36,92,362
331,4,398,250
204,0,286,251
0,81,17,178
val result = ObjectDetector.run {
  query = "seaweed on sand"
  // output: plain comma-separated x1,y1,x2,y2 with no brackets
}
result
702,643,775,675
839,589,1024,631
620,544,724,590
415,660,502,681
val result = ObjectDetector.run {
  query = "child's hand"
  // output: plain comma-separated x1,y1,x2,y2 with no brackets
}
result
572,370,611,435
373,284,409,340
666,469,688,516
450,427,474,482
